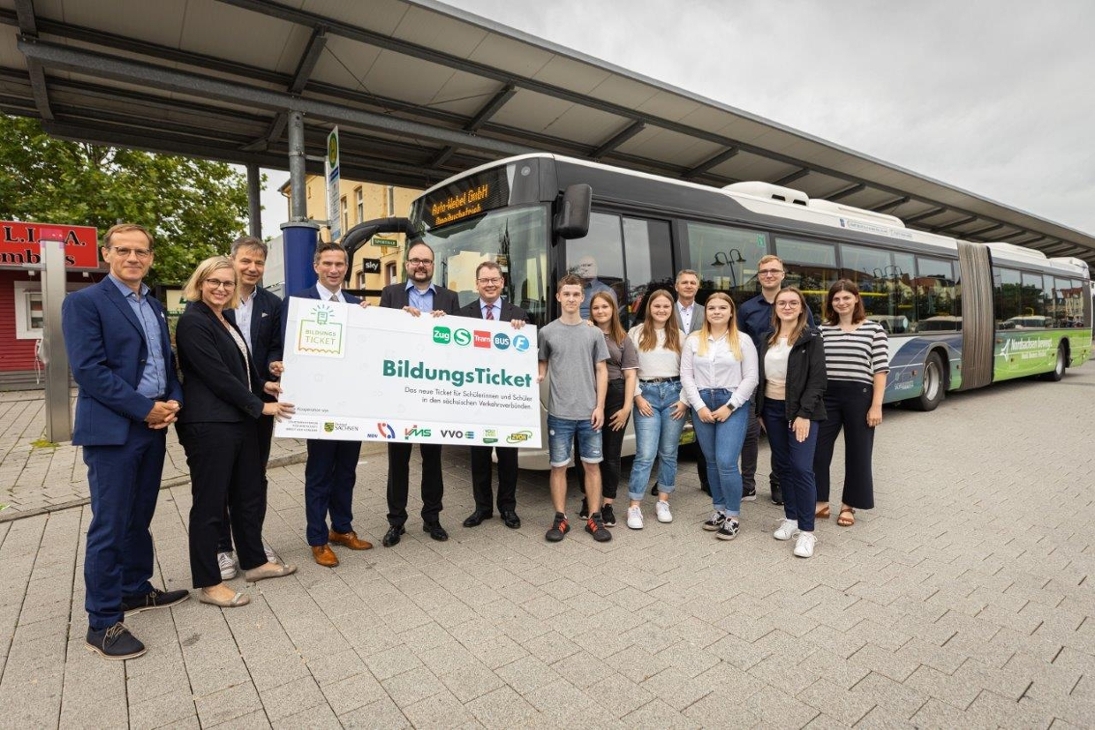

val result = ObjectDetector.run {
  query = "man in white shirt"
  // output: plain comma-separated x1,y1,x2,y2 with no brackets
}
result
674,269,710,496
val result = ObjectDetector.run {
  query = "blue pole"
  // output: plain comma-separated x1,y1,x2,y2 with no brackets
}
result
281,221,320,295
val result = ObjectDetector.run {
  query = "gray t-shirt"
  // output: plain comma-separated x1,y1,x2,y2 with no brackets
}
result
604,332,639,381
539,319,609,420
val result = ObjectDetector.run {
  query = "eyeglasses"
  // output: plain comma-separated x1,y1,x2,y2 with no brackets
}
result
204,278,236,290
407,258,434,266
758,268,784,276
477,277,502,284
776,301,801,308
111,247,152,259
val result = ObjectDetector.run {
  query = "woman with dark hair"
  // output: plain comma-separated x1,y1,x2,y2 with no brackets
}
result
756,287,827,558
813,279,890,527
680,292,758,540
176,256,297,608
625,289,688,528
579,291,638,527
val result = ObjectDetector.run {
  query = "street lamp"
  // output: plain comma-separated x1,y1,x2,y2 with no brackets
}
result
710,249,745,288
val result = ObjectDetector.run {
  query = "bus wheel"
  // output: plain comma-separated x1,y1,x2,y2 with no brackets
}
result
1041,343,1066,382
911,352,945,411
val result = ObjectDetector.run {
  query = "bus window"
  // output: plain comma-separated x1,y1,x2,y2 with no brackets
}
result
1053,277,1085,328
566,212,625,320
774,237,838,323
915,257,959,329
1021,272,1047,321
685,222,766,306
994,268,1022,328
623,217,674,328
841,244,907,333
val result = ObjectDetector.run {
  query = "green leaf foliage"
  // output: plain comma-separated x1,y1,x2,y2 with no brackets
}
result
0,114,250,284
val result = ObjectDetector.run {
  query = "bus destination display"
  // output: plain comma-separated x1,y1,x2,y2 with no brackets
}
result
421,169,510,228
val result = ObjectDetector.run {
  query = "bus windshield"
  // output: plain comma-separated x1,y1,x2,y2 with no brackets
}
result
419,204,551,325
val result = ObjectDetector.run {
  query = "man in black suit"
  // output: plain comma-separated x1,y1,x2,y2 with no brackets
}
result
378,241,460,547
283,243,374,567
215,235,284,580
457,261,528,530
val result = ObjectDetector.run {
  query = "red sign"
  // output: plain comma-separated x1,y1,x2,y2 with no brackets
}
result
1,221,100,269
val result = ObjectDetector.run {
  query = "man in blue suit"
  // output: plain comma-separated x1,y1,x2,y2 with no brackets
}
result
282,243,373,567
61,223,189,661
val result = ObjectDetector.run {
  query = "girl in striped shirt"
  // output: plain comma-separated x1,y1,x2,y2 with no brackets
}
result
813,279,889,527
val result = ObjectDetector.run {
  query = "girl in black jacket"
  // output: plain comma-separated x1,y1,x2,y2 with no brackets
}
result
755,287,827,558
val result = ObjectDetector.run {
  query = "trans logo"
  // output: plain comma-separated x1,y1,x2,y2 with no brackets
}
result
433,326,526,352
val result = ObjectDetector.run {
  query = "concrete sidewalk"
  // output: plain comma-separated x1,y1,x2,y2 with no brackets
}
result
0,369,1093,728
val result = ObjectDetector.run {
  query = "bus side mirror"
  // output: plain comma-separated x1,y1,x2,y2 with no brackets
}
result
554,184,592,240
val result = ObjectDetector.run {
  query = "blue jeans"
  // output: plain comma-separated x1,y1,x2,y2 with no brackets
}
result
692,388,750,517
548,415,603,467
762,399,818,531
628,380,686,500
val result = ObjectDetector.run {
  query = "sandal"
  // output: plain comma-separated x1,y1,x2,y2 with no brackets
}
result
244,563,298,582
199,589,250,608
837,507,856,527
816,504,831,519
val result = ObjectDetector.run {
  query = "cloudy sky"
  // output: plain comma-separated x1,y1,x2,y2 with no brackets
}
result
262,0,1095,239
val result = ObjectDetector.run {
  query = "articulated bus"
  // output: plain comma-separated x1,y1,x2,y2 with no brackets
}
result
364,154,1091,468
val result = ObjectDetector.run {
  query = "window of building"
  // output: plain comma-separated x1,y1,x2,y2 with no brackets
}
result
387,186,396,216
14,281,92,339
386,262,397,285
355,187,363,223
356,270,365,288
340,196,349,234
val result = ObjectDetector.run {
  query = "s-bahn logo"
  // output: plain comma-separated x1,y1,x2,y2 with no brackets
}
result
377,422,396,439
454,328,472,346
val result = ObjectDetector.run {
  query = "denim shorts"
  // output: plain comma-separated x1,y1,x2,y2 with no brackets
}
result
547,415,603,467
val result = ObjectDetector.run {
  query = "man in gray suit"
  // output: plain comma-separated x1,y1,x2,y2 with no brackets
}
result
675,269,710,495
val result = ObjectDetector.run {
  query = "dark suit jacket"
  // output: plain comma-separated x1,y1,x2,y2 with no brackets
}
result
225,286,283,380
62,277,183,446
379,282,460,314
457,298,529,323
176,300,265,424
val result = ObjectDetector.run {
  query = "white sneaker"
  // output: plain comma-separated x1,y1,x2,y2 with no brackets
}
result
773,518,799,541
654,500,673,523
263,542,280,564
217,551,238,580
793,531,817,558
626,506,644,530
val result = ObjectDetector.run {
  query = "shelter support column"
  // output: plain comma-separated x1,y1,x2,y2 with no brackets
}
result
281,109,318,293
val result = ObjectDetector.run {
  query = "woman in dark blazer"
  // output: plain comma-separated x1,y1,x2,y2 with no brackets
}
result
755,286,827,559
176,256,296,607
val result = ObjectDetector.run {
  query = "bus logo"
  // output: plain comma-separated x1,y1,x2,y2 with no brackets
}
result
493,333,511,350
453,328,472,346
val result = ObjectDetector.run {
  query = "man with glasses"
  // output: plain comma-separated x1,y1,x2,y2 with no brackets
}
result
457,261,528,530
379,241,461,547
62,223,188,660
283,243,374,567
737,254,815,505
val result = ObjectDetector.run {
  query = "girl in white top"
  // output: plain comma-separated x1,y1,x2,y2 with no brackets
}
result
624,289,688,529
680,293,758,541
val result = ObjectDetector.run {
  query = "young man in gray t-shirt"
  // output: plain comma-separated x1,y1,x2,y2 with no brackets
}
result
537,274,610,542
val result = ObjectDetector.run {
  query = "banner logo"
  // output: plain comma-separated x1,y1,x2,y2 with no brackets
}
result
296,303,344,357
493,333,511,350
454,328,472,346
432,326,451,344
513,334,530,352
377,422,395,439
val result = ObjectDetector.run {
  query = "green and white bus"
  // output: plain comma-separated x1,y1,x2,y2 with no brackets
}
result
351,153,1092,468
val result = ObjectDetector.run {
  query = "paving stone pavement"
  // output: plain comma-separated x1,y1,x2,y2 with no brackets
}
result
0,366,1093,728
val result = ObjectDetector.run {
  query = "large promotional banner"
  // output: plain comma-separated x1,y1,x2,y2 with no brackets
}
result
275,298,541,447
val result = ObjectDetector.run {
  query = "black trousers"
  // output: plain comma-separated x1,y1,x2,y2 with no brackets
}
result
813,380,876,509
692,411,710,489
179,421,267,588
740,398,780,492
599,378,628,500
387,442,444,527
218,413,273,552
470,445,518,513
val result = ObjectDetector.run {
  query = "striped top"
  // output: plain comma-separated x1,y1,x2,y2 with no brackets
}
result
820,322,890,385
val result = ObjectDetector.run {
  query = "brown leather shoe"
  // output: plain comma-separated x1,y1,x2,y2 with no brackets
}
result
312,544,339,567
329,530,373,550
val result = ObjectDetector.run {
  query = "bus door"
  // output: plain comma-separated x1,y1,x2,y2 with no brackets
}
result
560,212,675,329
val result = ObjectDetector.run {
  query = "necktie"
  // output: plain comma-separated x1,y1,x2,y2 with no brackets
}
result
484,305,494,320
330,294,338,303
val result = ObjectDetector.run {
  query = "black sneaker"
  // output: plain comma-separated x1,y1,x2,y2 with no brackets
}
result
585,513,612,542
741,486,757,502
702,511,726,531
579,498,589,519
121,588,190,615
716,519,740,541
545,513,571,542
86,622,146,661
601,503,616,527
650,482,659,496
771,483,784,505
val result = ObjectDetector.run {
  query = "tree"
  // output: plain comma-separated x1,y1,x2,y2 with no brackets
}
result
0,114,251,283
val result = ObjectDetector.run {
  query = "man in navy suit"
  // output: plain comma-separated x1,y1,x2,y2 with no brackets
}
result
378,241,460,547
62,223,189,660
283,243,373,567
457,261,528,530
214,235,285,580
